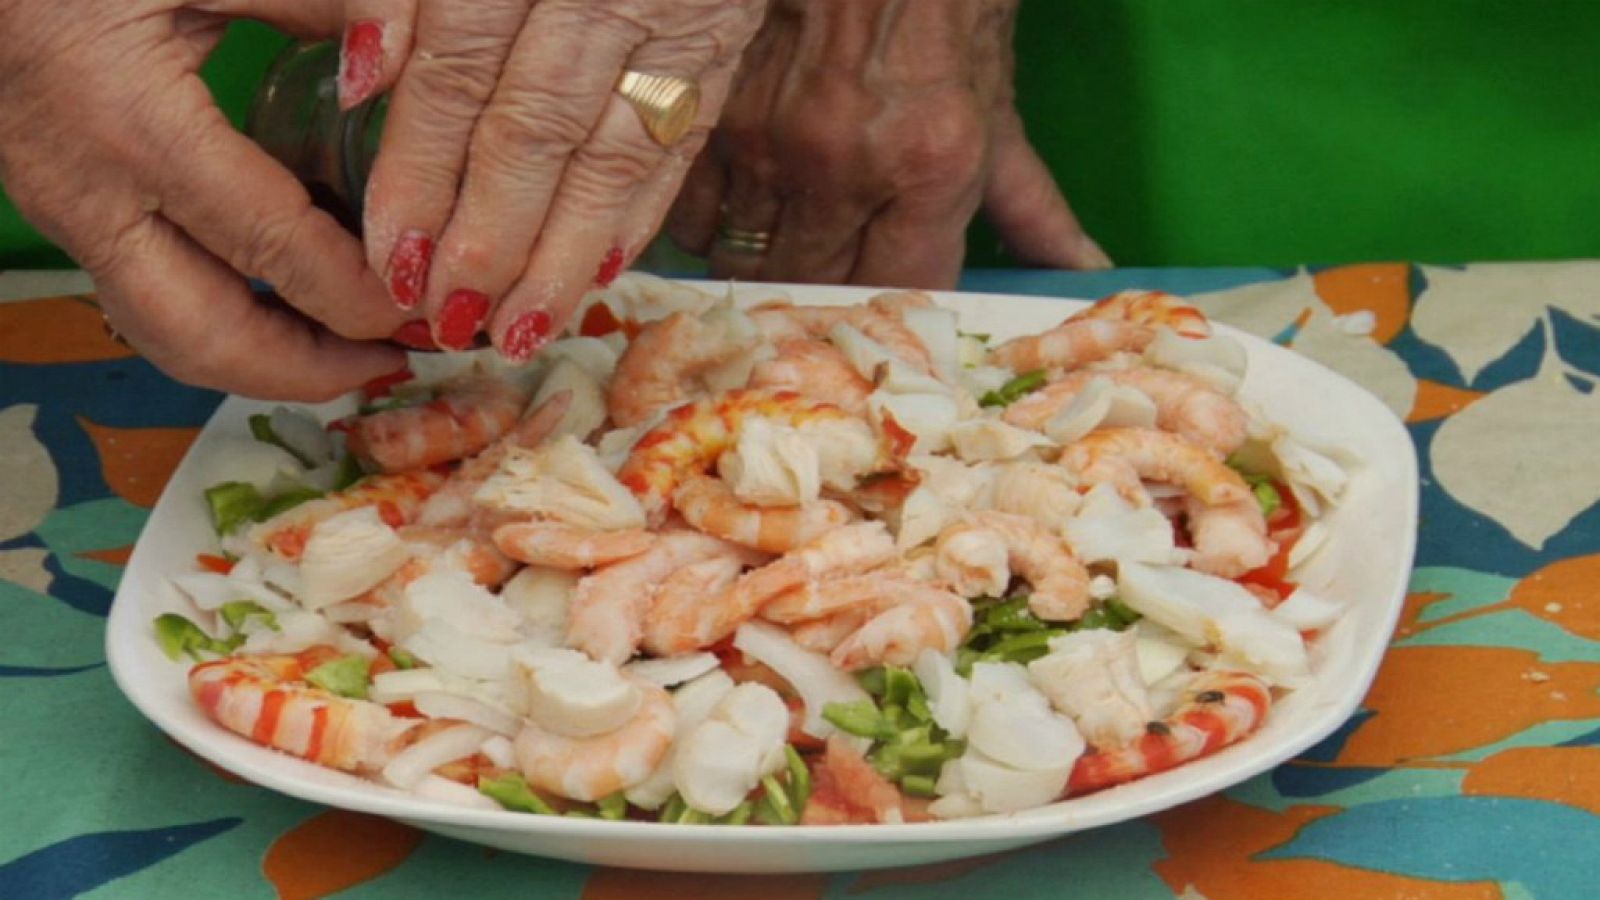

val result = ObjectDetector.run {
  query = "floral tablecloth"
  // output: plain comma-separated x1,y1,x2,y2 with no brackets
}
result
4,263,1599,899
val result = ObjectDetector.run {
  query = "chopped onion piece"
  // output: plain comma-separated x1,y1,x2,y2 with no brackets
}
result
1288,520,1332,570
480,735,516,770
624,653,721,688
413,691,523,736
369,668,447,704
732,622,871,744
412,773,501,811
382,724,491,789
902,306,960,381
172,569,291,613
914,649,970,739
1272,586,1343,631
269,406,335,466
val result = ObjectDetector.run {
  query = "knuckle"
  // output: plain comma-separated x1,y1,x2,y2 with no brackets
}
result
894,97,986,184
562,3,651,43
472,100,591,174
784,113,858,169
576,133,662,188
238,209,312,293
405,53,502,125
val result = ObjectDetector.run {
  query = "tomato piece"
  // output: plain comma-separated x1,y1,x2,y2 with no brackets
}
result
368,652,397,677
1238,527,1300,606
195,553,235,575
1266,478,1301,532
362,367,415,401
579,302,626,337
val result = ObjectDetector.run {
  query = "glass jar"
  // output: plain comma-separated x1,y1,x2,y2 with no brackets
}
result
245,40,383,232
245,40,699,274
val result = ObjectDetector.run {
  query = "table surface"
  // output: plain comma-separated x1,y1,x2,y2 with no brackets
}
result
3,264,1599,899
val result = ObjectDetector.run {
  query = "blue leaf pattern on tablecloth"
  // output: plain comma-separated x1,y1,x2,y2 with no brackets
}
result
0,819,240,899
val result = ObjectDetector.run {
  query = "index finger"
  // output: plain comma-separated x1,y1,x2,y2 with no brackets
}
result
98,213,404,401
147,101,405,340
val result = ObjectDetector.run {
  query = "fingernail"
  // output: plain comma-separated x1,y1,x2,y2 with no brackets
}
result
594,245,626,288
502,309,554,362
1080,236,1114,270
338,19,385,111
387,230,433,310
437,290,491,351
390,319,438,350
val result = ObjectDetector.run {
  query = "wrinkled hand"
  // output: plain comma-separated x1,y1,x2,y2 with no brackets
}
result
0,0,409,400
666,0,1109,288
343,0,766,359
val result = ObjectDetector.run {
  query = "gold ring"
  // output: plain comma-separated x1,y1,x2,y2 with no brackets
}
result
615,70,700,147
716,224,772,255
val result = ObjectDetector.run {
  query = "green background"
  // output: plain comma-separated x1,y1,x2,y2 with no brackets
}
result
4,1,1599,270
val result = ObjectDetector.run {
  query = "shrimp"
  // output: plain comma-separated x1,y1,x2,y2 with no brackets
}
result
1060,427,1252,508
566,532,747,664
771,571,942,654
1004,367,1249,457
802,736,919,825
491,521,657,569
760,570,905,624
416,390,573,529
989,318,1156,373
398,526,519,587
1066,290,1211,339
324,527,517,623
345,374,530,473
789,607,874,654
673,473,854,554
829,583,973,671
607,311,756,427
641,523,894,657
754,300,936,374
935,511,1091,621
254,470,446,560
617,389,888,524
867,290,935,318
514,678,676,801
1066,670,1271,796
188,646,419,773
747,339,873,416
639,554,748,656
1184,495,1275,578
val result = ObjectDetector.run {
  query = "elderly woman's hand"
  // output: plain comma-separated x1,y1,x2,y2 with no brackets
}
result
665,0,1109,288
0,0,409,400
344,0,766,359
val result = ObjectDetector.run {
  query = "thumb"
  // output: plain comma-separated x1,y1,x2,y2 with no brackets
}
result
190,0,417,110
188,0,347,38
984,117,1112,270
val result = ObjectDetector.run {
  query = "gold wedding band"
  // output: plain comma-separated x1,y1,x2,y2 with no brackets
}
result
716,224,773,255
616,70,700,147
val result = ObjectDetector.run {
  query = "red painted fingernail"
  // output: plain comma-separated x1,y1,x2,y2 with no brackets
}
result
387,230,433,310
338,19,385,111
390,319,438,350
437,290,491,351
594,245,626,288
502,309,554,362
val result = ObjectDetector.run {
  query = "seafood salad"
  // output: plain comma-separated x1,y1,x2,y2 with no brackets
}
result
156,276,1352,825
